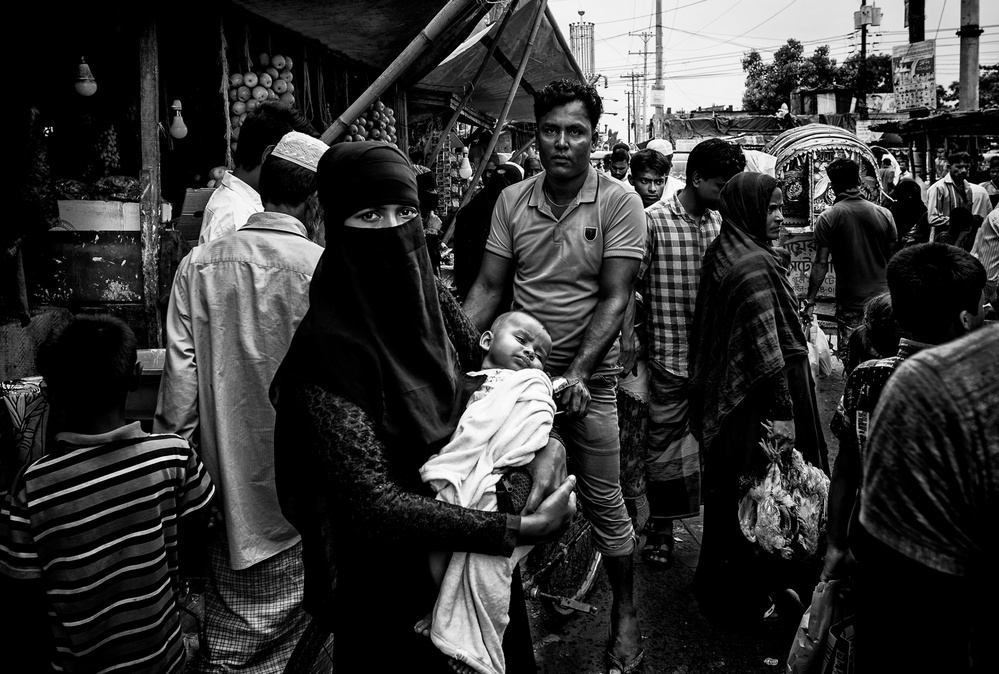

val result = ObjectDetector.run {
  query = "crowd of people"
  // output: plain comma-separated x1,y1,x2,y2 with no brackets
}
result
0,80,996,674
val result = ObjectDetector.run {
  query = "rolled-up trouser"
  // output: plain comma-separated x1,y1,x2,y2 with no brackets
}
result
554,376,636,557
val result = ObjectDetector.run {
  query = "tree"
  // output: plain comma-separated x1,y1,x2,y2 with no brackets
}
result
937,81,959,109
838,53,893,95
979,64,999,109
741,39,838,111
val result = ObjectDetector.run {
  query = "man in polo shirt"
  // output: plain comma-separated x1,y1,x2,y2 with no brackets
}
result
464,78,646,674
637,138,746,567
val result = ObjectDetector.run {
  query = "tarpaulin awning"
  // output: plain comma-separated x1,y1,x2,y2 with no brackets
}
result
414,0,580,122
226,0,490,82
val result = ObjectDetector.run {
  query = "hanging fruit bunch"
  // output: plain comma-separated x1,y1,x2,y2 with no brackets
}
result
96,125,121,177
227,52,297,155
344,99,398,146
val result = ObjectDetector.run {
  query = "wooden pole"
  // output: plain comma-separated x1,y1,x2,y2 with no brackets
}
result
139,14,163,347
424,0,522,167
443,0,550,246
321,0,481,144
544,4,587,83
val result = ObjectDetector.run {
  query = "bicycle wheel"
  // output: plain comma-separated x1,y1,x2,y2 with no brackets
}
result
528,507,602,617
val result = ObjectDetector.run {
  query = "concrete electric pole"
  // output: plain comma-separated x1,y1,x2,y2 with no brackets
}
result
629,32,653,143
957,0,983,111
652,0,665,138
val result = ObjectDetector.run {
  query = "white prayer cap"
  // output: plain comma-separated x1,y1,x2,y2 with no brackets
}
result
646,138,674,156
270,132,329,172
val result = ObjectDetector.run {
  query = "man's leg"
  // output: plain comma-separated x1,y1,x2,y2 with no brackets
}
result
559,382,642,670
835,307,864,371
644,362,700,566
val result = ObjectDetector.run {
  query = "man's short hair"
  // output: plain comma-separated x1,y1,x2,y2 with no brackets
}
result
630,148,670,177
37,315,137,400
990,155,999,169
610,148,631,164
881,157,892,166
826,158,861,192
887,242,986,339
947,150,972,166
235,102,318,171
259,156,319,207
685,138,746,184
534,78,602,131
611,142,631,154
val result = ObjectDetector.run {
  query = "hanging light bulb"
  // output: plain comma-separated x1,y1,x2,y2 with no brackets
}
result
169,100,188,139
75,57,97,96
458,147,473,180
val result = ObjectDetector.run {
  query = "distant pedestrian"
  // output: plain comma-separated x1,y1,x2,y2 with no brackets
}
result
927,151,975,242
980,155,999,208
803,158,897,365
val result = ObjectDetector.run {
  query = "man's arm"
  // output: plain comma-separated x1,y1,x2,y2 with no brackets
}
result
803,245,831,319
560,257,641,417
925,182,949,238
462,251,514,334
153,257,200,442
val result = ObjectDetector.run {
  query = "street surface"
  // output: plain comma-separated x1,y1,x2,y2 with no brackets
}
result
531,331,845,674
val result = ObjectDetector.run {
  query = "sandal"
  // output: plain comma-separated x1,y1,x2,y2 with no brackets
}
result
641,533,673,567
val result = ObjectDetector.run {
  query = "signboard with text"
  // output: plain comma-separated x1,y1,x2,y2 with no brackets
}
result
892,40,936,111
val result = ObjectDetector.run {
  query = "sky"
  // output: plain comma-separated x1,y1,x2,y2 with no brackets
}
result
546,0,999,139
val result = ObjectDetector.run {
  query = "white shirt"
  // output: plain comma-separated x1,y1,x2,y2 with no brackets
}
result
972,206,999,306
198,171,263,245
657,176,686,205
154,212,323,569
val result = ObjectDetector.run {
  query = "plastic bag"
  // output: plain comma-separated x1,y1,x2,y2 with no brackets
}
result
806,324,833,379
786,579,851,674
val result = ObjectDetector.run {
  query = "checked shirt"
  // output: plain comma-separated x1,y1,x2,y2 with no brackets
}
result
639,192,722,377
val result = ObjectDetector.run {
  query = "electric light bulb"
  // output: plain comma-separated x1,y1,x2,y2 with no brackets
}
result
458,148,473,180
169,100,188,140
75,57,97,97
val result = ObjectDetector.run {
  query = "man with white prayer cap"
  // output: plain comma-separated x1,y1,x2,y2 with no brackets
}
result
155,130,331,672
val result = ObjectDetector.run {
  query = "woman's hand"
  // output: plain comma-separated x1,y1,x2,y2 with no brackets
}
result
524,436,568,514
771,418,796,451
519,475,577,545
821,545,856,581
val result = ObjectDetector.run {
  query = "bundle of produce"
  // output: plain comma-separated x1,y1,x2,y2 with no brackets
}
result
226,52,297,154
738,422,829,561
54,179,98,201
95,175,142,202
343,99,398,146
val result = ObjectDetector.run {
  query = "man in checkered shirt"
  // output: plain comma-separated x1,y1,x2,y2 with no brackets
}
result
636,138,746,566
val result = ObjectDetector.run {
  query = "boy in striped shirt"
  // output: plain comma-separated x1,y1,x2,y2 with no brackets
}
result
0,315,215,673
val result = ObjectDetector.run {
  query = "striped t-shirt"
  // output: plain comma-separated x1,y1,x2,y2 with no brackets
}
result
0,422,215,673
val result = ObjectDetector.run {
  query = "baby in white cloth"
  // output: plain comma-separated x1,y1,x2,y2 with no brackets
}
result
417,310,556,674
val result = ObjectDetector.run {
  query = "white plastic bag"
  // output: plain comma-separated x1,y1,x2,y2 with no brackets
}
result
806,324,833,379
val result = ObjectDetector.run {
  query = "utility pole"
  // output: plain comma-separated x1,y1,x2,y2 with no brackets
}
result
858,0,869,120
958,0,983,111
907,0,926,181
651,0,665,138
625,90,632,144
629,31,653,142
621,72,642,145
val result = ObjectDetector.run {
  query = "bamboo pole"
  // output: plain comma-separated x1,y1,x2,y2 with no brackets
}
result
443,0,550,245
424,0,522,167
320,0,481,145
544,4,587,83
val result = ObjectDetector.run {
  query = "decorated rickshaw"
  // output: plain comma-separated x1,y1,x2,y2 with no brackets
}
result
764,123,887,234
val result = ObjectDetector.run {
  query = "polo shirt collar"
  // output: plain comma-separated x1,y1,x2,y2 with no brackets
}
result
528,165,599,211
834,188,864,203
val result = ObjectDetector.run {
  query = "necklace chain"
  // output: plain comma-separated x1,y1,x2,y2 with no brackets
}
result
543,185,573,208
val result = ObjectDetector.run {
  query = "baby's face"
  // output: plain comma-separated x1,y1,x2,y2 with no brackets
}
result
484,312,552,371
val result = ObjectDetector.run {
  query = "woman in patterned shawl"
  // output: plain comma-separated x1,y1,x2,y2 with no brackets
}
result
688,172,829,628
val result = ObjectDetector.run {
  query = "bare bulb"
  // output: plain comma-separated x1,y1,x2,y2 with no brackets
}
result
75,57,97,96
170,100,188,139
458,148,472,180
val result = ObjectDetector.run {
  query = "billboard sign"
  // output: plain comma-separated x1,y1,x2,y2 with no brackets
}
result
892,40,936,111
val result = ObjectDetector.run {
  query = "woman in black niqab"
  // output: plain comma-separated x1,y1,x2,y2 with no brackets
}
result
270,142,545,672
